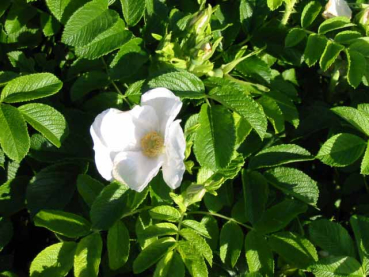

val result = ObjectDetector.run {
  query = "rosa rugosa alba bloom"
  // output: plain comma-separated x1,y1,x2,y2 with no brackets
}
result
323,0,352,19
90,88,185,192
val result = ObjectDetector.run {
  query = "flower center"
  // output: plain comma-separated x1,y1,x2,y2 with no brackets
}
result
140,131,164,158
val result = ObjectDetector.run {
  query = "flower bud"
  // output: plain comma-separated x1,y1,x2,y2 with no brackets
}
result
356,8,369,35
356,8,369,25
188,5,212,36
322,0,352,19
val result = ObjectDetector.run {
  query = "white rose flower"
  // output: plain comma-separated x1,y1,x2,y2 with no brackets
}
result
323,0,352,19
90,88,186,192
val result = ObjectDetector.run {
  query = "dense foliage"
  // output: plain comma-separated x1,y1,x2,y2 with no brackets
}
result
1,0,369,276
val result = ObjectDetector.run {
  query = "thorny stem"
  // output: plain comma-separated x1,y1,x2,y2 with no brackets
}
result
282,0,298,25
187,211,253,230
100,57,131,106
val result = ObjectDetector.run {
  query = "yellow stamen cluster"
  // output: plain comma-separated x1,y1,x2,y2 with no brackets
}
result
140,131,164,158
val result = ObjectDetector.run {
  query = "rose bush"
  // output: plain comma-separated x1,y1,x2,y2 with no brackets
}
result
1,0,369,276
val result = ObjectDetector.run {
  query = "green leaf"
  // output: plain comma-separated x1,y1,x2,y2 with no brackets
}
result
154,251,185,277
301,1,322,28
265,90,299,128
304,34,328,67
74,233,102,277
249,144,313,169
70,71,109,101
267,0,283,11
350,215,369,274
285,28,306,48
107,220,130,270
18,103,67,148
30,242,77,277
361,142,369,175
320,41,345,72
349,39,369,57
245,273,263,277
177,240,208,277
83,92,124,113
133,237,176,274
0,177,30,216
335,31,362,44
40,12,61,37
331,107,369,136
6,160,20,181
258,96,285,134
346,49,366,88
45,0,89,24
0,73,62,103
318,16,355,35
4,1,37,34
234,113,253,144
138,223,178,240
180,228,213,266
236,56,272,84
254,199,307,234
75,19,132,60
0,0,11,19
245,231,274,277
26,163,84,215
182,220,210,238
317,133,366,167
76,174,104,207
109,38,148,80
264,167,319,206
7,51,35,73
125,80,144,105
120,0,145,26
269,232,318,269
209,86,267,140
149,205,181,222
194,104,236,171
147,71,205,99
242,170,269,225
358,104,369,115
201,216,219,251
309,219,356,257
240,0,253,33
0,104,30,161
0,148,4,168
62,0,119,47
0,72,18,87
311,256,365,277
220,221,244,268
0,217,13,251
90,182,129,230
34,210,91,239
199,153,244,191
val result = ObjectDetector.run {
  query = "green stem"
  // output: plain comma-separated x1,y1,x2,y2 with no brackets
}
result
121,206,152,219
176,215,185,241
281,0,297,25
100,57,131,106
363,176,369,194
187,211,253,230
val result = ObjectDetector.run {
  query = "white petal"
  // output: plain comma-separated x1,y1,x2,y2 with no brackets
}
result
130,105,160,134
141,88,182,134
90,108,138,152
90,106,159,153
90,127,115,181
112,151,163,192
323,0,352,19
162,120,186,189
